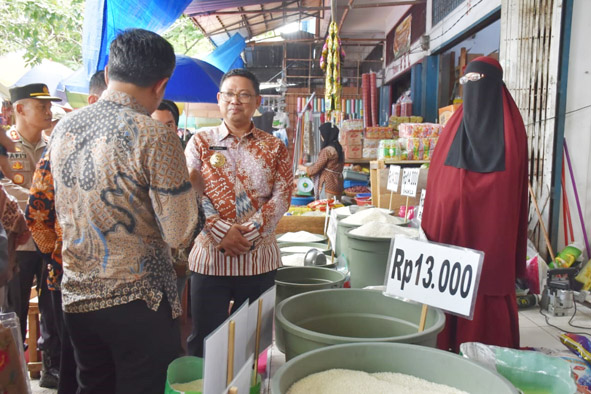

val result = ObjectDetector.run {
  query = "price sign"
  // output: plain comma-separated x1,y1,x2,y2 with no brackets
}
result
387,165,401,192
417,189,426,222
327,208,338,252
384,237,484,318
400,168,420,197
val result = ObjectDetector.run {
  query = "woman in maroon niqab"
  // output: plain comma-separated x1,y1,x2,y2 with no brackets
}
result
421,56,528,352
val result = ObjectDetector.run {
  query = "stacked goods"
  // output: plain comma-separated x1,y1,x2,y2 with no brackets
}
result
397,123,443,161
389,116,424,135
341,119,364,160
398,123,442,138
378,139,399,160
362,138,380,160
369,72,378,127
365,126,394,139
362,74,371,128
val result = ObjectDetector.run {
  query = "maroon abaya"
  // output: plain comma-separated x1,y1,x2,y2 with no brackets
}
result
421,57,528,352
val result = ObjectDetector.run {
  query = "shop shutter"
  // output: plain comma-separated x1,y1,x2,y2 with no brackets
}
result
500,0,563,260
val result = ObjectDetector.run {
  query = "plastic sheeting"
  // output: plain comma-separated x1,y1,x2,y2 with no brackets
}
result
164,55,223,103
203,33,245,73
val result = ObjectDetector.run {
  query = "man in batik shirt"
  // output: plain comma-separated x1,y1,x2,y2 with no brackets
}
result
48,29,199,393
185,68,293,357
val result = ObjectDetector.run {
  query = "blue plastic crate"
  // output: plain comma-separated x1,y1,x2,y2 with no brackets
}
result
343,179,368,189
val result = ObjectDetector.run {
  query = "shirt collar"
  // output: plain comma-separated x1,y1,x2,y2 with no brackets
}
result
219,121,256,141
101,89,151,115
10,127,46,151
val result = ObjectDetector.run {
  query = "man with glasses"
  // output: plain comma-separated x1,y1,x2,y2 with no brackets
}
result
184,68,293,357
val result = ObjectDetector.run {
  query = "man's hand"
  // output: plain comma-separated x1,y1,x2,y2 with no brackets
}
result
216,224,254,257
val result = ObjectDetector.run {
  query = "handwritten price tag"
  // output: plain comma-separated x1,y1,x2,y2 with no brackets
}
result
417,189,426,222
384,237,484,319
387,165,401,192
327,208,338,252
400,168,420,197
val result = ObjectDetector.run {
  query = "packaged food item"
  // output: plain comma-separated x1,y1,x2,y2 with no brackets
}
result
363,139,380,149
551,242,583,268
575,260,591,290
560,333,591,366
362,148,377,159
344,145,362,159
344,130,363,146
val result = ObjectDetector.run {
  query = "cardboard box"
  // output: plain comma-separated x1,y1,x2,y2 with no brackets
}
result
370,166,428,210
438,104,461,127
344,145,362,159
344,130,363,146
363,139,380,149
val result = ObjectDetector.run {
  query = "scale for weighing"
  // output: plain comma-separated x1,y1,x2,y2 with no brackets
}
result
296,175,314,197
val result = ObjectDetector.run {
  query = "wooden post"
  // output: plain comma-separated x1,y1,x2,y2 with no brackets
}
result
528,181,556,262
404,196,409,222
227,320,235,386
388,190,394,211
252,299,263,386
418,304,428,332
228,388,238,394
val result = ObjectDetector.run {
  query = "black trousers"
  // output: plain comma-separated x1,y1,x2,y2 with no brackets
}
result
187,271,276,357
64,298,182,394
8,252,60,367
51,290,78,394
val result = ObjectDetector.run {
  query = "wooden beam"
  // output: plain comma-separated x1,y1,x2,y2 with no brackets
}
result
239,7,253,37
203,11,305,37
189,18,217,47
338,0,354,31
247,38,384,46
260,4,268,31
216,16,232,39
191,1,425,15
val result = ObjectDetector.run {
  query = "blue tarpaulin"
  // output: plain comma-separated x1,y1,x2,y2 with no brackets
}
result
203,33,245,72
164,55,223,103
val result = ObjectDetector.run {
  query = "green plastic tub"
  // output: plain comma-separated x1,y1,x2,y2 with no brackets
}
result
165,356,203,394
275,288,445,361
275,267,347,353
336,221,361,259
345,231,393,288
271,343,518,393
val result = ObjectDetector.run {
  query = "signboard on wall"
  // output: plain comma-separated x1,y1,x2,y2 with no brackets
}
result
393,14,412,59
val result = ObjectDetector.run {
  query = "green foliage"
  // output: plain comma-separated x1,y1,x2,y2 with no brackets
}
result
163,15,214,57
0,0,85,68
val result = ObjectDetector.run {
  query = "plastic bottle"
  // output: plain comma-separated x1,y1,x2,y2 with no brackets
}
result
551,242,583,268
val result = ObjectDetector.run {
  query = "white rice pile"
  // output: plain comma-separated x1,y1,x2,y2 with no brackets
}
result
281,246,325,254
282,254,306,266
287,369,468,394
333,206,352,216
278,231,325,243
349,222,419,239
341,208,404,226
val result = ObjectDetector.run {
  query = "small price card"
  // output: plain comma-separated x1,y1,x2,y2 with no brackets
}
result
400,168,420,197
327,208,338,252
384,237,484,319
417,189,426,222
387,165,401,192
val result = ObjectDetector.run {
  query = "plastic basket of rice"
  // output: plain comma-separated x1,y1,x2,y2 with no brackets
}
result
271,342,518,393
165,356,203,394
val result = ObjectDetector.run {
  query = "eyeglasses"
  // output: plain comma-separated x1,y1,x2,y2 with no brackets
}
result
219,91,255,103
459,73,485,85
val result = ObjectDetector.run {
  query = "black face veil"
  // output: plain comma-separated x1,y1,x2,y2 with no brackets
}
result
444,60,505,173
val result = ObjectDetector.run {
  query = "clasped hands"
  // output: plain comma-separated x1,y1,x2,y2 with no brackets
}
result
216,224,255,257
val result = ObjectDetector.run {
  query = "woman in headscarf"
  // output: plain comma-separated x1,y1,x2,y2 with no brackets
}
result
300,122,345,200
421,56,528,352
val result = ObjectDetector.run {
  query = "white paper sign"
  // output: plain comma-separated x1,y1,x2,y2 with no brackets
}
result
417,189,426,222
226,354,254,394
246,286,276,361
384,237,484,319
203,301,249,394
327,208,338,252
400,168,420,197
387,165,401,192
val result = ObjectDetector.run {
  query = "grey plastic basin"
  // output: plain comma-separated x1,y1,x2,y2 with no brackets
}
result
271,342,518,394
345,231,393,288
276,288,445,361
274,267,347,353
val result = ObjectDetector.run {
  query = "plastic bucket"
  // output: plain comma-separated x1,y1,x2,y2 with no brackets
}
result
345,231,393,288
276,288,445,361
336,220,361,259
279,243,331,256
274,267,347,353
165,356,203,394
270,342,518,393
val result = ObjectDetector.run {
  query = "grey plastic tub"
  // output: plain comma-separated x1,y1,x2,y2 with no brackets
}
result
274,267,347,353
271,342,518,394
345,231,393,288
336,221,360,259
279,243,330,256
276,288,445,361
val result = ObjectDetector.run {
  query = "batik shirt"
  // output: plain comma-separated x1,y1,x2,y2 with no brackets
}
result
185,122,293,276
25,152,63,291
49,90,199,318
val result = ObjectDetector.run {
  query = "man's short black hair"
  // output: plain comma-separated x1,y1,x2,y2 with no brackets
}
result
157,99,179,127
89,70,107,96
107,29,175,87
220,69,260,96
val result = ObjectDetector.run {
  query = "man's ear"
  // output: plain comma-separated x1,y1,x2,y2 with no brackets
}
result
153,77,169,97
14,102,25,116
104,66,110,84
